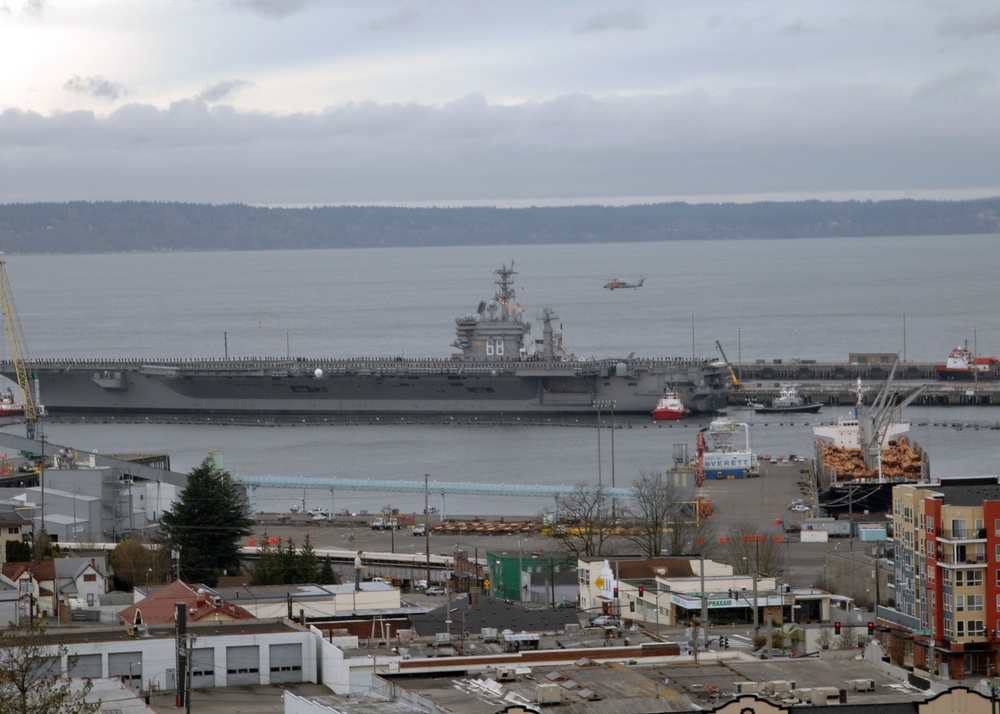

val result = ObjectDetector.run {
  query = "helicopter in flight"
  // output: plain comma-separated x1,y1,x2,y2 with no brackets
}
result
603,277,644,290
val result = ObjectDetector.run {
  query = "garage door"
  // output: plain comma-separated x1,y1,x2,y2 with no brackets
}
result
269,643,303,684
225,645,259,686
192,647,215,688
68,654,101,679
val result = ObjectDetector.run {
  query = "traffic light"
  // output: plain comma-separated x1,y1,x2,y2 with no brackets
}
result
629,602,635,612
722,636,729,649
638,587,644,598
835,622,842,635
613,587,619,598
728,589,735,599
867,622,875,635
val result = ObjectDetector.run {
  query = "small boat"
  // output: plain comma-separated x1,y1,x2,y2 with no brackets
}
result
935,345,1000,381
652,389,689,420
752,383,822,414
0,388,23,416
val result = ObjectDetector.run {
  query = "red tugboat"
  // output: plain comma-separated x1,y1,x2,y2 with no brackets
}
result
935,346,1000,381
0,387,23,416
652,389,689,420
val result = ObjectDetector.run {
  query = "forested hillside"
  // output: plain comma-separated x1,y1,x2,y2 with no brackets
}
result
1,198,998,254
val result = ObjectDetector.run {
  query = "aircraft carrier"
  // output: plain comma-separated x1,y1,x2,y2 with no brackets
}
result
1,263,729,418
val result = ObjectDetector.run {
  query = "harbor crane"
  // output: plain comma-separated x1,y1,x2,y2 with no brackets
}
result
0,261,40,439
715,340,743,390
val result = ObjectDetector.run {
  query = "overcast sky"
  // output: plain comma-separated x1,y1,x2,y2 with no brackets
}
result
2,0,999,207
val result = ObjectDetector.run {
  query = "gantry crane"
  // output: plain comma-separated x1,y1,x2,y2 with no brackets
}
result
0,261,40,439
715,340,743,391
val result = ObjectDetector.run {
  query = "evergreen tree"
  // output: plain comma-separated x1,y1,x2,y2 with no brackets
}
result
250,533,281,586
159,456,254,587
295,535,320,583
319,555,337,585
5,539,31,563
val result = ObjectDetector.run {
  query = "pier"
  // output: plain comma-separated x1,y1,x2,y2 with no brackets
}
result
732,360,998,406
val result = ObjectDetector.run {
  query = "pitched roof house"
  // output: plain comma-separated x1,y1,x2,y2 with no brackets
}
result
118,580,255,626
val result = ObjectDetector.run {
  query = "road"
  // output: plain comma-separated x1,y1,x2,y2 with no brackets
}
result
249,458,831,589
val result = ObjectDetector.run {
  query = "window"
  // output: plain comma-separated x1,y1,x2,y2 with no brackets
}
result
83,574,96,582
968,594,984,612
944,618,953,637
927,516,935,535
957,620,966,637
944,593,953,613
956,570,964,587
968,570,984,587
7,526,18,535
969,620,986,637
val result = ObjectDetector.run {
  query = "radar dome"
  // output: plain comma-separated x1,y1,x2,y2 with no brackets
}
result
314,368,324,378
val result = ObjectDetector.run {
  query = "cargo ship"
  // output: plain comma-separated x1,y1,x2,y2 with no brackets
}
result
813,375,929,514
935,345,1000,381
2,263,729,418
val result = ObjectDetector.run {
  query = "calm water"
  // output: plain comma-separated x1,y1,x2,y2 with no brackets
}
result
2,236,999,515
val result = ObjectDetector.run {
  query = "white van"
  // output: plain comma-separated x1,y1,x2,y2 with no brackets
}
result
413,524,426,536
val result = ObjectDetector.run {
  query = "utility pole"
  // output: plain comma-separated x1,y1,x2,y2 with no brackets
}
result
175,602,187,709
186,635,194,714
38,433,45,542
699,555,708,648
424,475,431,586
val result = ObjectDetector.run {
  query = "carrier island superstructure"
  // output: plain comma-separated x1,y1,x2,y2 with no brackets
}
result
1,263,729,418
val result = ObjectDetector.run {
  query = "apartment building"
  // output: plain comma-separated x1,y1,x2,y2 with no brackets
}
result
889,479,1000,680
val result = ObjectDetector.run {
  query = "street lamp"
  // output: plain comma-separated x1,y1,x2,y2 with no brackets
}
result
691,313,695,359
737,327,742,381
592,401,603,488
594,399,617,514
128,660,141,689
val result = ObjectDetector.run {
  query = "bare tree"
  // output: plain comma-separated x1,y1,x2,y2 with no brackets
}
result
0,622,100,714
623,471,717,558
723,522,786,578
552,485,614,557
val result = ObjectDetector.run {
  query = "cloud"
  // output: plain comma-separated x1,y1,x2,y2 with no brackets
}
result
196,80,256,104
2,83,999,205
63,75,127,102
937,8,1000,38
913,65,998,104
572,9,648,34
777,17,820,37
361,4,422,32
224,0,316,20
0,0,47,17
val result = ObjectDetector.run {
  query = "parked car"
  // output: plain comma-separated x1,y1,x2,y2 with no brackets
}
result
425,586,445,596
412,524,426,536
755,648,790,659
590,615,621,627
554,601,576,610
790,504,811,513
